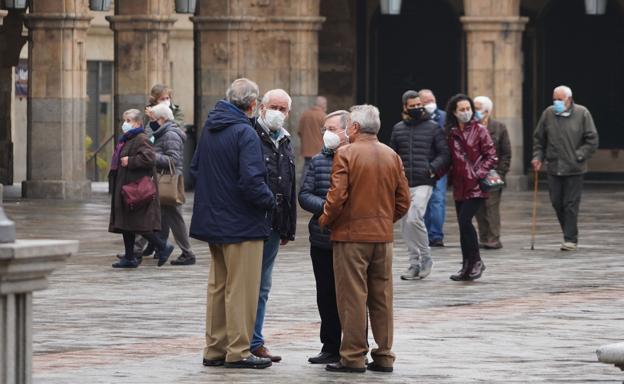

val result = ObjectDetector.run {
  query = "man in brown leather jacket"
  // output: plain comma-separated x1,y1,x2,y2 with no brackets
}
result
319,104,410,374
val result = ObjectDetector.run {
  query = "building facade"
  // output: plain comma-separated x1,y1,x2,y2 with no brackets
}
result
0,0,622,199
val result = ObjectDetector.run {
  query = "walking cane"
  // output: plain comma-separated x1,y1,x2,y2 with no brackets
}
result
530,168,539,250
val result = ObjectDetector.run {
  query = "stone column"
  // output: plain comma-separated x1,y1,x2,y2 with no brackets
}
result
461,0,528,190
106,0,176,131
192,0,325,156
22,0,92,200
0,214,78,384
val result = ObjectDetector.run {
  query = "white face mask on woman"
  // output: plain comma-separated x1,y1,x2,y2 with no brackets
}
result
121,121,134,133
160,99,171,108
323,130,341,150
263,109,286,131
456,110,473,124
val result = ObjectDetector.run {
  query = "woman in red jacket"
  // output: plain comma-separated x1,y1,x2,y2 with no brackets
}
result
445,94,498,281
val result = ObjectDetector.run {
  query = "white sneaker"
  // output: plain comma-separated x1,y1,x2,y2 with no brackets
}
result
560,242,577,251
400,265,421,280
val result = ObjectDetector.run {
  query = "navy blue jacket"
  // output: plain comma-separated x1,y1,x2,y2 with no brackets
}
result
298,148,333,250
189,100,275,244
251,118,297,241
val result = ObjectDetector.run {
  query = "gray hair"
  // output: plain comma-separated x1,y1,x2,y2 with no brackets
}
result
474,96,493,112
402,90,419,105
554,85,573,98
418,89,435,100
123,109,142,123
315,96,327,108
261,88,292,110
226,78,260,110
151,103,174,122
350,104,381,135
324,110,350,131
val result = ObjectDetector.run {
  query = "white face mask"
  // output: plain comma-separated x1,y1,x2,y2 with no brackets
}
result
263,108,286,132
456,110,473,124
160,99,171,108
323,130,341,150
121,121,134,133
424,103,437,115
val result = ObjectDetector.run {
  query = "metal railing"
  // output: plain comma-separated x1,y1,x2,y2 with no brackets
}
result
86,134,114,181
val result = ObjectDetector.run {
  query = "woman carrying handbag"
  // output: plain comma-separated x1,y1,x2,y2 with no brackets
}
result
109,109,174,268
445,94,498,281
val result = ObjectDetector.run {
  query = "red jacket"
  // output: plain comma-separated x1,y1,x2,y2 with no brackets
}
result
448,120,498,201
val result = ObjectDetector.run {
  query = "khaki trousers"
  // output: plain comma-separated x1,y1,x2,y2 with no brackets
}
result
333,242,395,368
203,240,263,363
476,189,502,243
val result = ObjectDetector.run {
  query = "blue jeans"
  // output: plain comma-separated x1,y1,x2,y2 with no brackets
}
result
251,230,281,350
425,175,447,242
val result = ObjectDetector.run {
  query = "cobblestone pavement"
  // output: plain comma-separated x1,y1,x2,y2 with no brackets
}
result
3,186,624,383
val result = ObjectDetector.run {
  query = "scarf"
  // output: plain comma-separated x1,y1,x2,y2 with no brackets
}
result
110,127,144,171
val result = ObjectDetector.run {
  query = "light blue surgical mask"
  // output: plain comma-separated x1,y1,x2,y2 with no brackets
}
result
475,110,484,122
553,100,566,114
121,122,133,133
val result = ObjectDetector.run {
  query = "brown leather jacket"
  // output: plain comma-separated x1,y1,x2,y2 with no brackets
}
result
319,134,410,243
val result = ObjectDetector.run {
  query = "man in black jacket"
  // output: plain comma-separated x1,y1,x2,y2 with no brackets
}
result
390,90,450,280
250,89,297,362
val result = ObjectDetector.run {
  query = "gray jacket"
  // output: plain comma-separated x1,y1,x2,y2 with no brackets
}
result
532,103,599,176
152,120,186,175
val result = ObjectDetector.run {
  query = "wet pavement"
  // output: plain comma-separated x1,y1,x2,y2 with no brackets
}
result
3,184,624,383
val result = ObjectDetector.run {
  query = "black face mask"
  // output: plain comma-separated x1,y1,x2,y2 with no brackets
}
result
407,107,427,121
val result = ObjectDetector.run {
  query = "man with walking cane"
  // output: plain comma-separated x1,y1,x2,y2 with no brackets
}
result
531,85,598,251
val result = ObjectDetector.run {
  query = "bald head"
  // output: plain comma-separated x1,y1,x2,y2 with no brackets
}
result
315,96,327,112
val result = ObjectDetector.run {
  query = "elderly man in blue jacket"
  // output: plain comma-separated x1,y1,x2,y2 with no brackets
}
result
190,78,275,370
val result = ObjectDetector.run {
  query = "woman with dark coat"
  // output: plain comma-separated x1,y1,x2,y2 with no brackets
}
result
445,94,498,281
109,109,174,268
298,110,349,364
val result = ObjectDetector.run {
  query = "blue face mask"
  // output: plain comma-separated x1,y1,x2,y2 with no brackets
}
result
553,100,566,114
475,110,484,122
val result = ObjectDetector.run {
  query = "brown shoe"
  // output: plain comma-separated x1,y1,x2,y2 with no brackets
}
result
252,345,282,363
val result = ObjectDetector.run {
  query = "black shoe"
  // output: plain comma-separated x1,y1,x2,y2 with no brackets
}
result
429,239,445,247
112,257,138,268
482,241,502,250
466,261,486,281
156,244,174,267
142,243,155,257
202,358,225,367
367,362,393,372
325,362,365,373
116,253,142,264
224,355,272,369
171,253,196,266
308,351,340,364
450,260,469,281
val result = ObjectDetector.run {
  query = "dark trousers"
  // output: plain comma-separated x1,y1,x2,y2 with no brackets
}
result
548,174,583,243
122,231,166,259
455,199,484,266
310,245,341,354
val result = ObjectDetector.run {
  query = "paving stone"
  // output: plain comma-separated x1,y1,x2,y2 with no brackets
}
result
2,187,624,383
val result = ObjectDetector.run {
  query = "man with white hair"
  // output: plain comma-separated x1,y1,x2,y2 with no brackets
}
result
532,85,599,251
473,96,511,250
319,105,410,374
249,88,297,362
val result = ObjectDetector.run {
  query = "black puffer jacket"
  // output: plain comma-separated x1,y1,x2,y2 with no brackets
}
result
298,148,333,250
390,118,450,187
252,118,297,241
151,120,186,175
